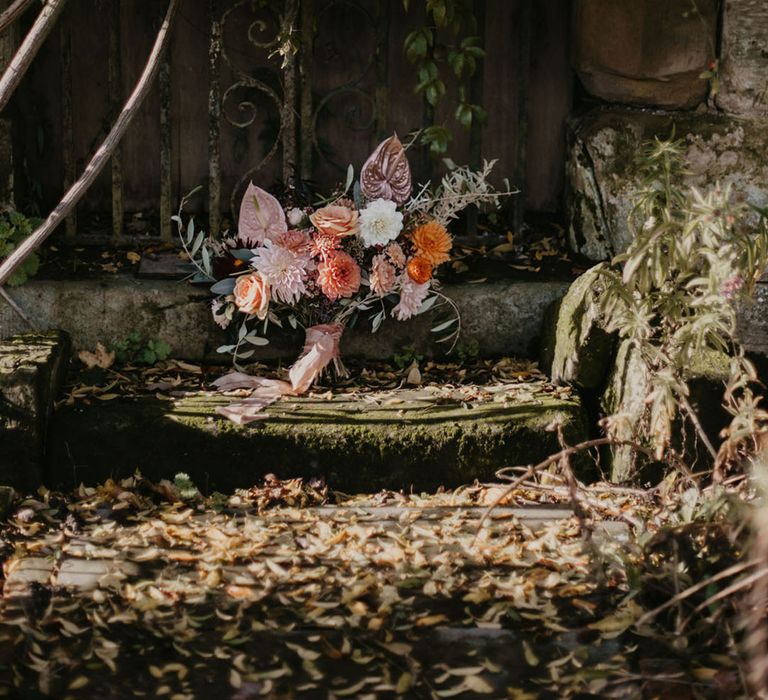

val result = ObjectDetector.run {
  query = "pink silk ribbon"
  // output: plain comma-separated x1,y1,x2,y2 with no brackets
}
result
213,323,344,425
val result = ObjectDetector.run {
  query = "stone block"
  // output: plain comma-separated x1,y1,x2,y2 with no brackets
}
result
717,0,768,116
49,382,589,493
572,0,717,109
0,276,571,362
567,108,768,261
540,264,615,391
601,340,730,482
0,330,71,491
0,485,12,518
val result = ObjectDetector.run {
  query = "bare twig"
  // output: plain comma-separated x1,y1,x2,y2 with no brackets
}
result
0,0,179,289
0,285,35,329
679,392,719,461
472,435,697,548
0,0,66,113
636,558,760,627
0,0,36,34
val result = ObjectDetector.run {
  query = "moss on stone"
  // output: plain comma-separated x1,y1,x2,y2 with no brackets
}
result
1,330,71,492
49,388,590,493
541,265,615,391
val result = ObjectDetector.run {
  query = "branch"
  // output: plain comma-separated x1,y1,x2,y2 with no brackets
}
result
0,285,35,329
0,0,37,34
0,0,66,113
471,436,678,547
0,0,179,289
679,392,719,461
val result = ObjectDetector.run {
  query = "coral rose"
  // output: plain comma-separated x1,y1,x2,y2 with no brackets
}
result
310,204,359,239
411,220,452,266
233,272,270,319
406,256,432,285
317,251,361,301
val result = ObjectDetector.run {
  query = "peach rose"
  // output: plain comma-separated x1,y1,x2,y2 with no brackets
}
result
233,272,270,319
309,204,359,238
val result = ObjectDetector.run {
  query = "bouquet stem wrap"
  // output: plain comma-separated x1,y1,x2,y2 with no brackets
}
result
214,323,345,425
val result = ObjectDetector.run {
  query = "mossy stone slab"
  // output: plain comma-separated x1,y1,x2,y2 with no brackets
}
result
0,330,71,491
49,384,589,492
540,264,615,390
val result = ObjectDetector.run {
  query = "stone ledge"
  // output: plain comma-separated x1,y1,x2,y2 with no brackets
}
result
49,384,589,493
0,276,571,362
0,330,71,491
567,107,768,261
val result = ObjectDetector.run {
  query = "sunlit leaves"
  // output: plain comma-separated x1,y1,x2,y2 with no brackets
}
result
597,135,768,466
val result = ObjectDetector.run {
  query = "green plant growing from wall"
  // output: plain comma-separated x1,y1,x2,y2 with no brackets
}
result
111,332,172,366
403,0,486,156
0,210,41,287
595,136,768,475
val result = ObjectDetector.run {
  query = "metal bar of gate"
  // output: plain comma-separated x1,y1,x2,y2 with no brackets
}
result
207,0,221,235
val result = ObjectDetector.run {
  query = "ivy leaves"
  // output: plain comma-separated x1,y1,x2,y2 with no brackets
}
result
0,210,41,287
403,1,487,155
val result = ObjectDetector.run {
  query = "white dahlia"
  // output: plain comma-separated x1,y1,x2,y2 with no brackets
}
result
251,240,308,305
358,198,403,248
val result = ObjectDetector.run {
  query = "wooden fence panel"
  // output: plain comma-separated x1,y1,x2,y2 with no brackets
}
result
12,0,572,242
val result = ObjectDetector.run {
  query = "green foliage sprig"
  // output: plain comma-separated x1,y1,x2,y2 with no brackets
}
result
112,332,172,366
403,0,486,156
0,210,41,287
596,136,768,471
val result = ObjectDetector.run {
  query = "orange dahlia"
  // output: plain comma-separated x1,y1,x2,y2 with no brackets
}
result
317,251,361,301
411,220,452,266
406,256,432,285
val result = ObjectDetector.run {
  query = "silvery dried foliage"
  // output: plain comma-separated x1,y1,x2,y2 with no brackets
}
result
595,136,768,468
406,159,516,226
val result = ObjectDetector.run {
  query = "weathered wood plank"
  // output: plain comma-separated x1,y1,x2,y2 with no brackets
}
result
59,5,76,238
108,0,124,240
159,49,172,240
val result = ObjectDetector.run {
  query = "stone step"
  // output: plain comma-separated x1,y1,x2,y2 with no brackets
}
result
0,273,572,362
0,492,631,697
49,379,589,492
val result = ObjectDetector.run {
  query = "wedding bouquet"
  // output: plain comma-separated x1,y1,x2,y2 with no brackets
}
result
177,134,511,422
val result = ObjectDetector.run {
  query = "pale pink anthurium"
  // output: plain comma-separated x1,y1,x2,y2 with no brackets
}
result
238,182,288,246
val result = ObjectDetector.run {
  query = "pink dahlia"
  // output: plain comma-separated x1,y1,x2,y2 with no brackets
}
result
251,240,309,305
317,251,361,301
392,273,430,320
386,241,406,268
370,253,396,297
278,229,312,255
310,229,341,260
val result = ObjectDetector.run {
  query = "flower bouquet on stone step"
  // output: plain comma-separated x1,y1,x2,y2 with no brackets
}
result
176,134,513,423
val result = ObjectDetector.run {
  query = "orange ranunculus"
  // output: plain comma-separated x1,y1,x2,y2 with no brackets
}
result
309,204,359,239
233,272,270,319
406,256,432,285
317,251,361,301
411,220,452,267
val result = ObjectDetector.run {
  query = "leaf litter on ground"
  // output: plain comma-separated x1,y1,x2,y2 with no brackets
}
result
0,470,751,698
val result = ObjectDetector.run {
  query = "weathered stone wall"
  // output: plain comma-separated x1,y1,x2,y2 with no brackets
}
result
717,0,768,116
566,108,768,261
0,331,70,491
572,0,718,109
0,276,571,362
